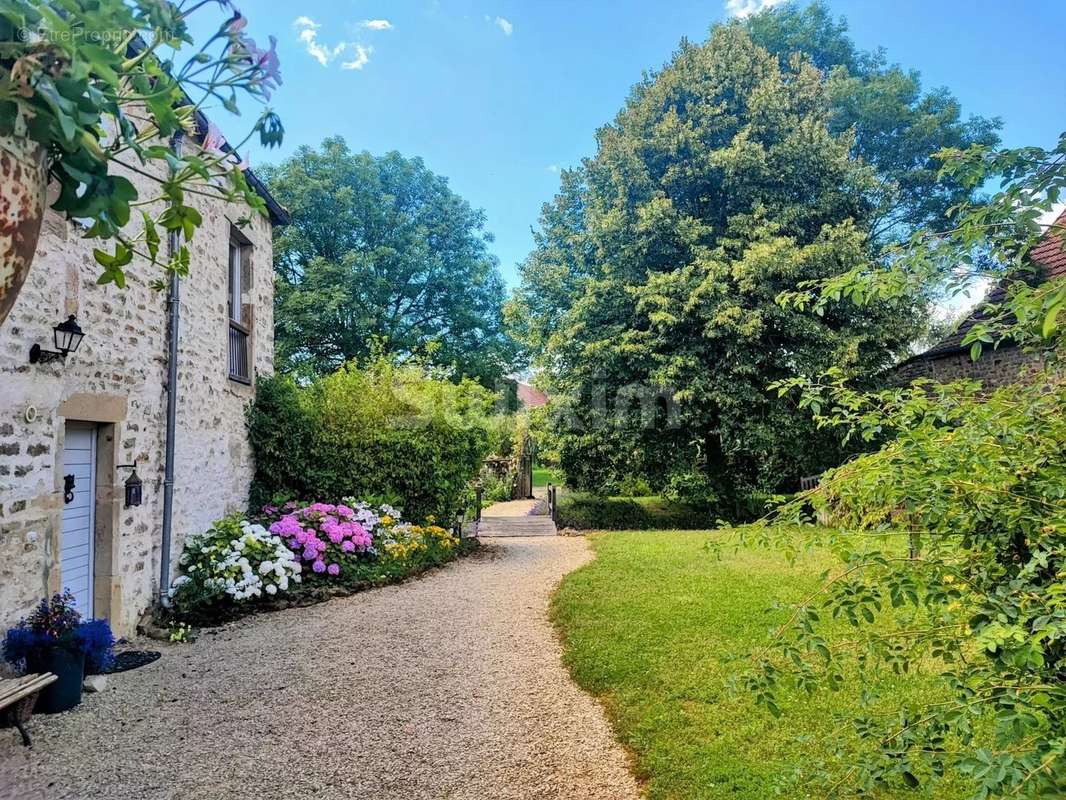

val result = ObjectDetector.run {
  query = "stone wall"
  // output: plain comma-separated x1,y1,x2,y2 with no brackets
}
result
0,168,274,635
895,345,1043,389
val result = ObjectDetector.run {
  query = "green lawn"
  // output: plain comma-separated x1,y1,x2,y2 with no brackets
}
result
551,530,973,800
532,466,565,487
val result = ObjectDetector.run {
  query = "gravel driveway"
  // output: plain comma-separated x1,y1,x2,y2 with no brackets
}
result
1,537,640,800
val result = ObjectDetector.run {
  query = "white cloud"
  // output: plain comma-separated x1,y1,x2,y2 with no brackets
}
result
724,0,786,19
547,165,560,173
494,16,513,36
293,17,374,71
293,17,347,66
341,44,373,71
361,19,393,31
1037,202,1066,229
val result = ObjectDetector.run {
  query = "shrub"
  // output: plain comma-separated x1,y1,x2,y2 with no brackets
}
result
168,499,465,622
248,360,493,521
480,469,514,503
169,515,302,617
556,494,714,531
751,375,1066,797
617,475,653,497
662,471,719,511
267,503,373,576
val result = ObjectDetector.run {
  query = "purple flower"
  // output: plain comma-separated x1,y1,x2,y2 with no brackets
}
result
327,563,340,576
302,547,317,561
312,560,326,574
341,540,355,553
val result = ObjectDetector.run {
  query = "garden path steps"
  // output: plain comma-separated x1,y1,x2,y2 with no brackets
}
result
2,533,638,800
478,497,557,537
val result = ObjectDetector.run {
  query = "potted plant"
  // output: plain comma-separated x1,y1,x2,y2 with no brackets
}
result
2,591,115,714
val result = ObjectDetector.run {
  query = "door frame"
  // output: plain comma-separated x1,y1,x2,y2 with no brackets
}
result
55,393,128,630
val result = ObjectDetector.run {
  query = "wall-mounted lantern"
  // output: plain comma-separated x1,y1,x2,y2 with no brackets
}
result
29,315,85,365
117,463,143,508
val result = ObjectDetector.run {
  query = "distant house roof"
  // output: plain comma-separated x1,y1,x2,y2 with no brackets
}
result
516,382,548,408
905,209,1066,361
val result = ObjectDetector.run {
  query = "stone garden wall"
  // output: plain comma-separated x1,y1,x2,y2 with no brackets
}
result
895,345,1043,389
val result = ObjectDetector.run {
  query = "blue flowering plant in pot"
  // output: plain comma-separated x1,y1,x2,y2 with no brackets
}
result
2,591,115,713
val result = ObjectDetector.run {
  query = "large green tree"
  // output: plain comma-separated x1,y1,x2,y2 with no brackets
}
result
508,9,996,512
263,138,515,385
746,1,1001,243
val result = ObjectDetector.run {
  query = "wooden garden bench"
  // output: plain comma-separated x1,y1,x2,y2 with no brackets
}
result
0,673,57,746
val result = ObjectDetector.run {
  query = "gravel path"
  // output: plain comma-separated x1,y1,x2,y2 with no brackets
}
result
1,537,640,800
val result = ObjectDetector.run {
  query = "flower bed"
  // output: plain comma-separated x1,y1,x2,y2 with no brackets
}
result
165,498,471,624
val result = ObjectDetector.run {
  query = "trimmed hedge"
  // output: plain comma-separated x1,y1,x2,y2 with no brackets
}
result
556,494,716,531
248,373,490,522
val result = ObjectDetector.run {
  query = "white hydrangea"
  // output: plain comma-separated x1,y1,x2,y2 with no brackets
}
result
170,518,302,605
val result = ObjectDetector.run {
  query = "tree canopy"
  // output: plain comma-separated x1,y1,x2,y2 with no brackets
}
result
508,9,998,511
263,138,515,385
747,1,1001,242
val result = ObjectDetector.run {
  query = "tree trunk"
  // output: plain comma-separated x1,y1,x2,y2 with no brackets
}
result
0,131,47,328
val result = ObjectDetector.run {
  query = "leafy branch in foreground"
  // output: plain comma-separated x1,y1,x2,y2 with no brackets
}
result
742,377,1065,798
778,133,1066,359
737,134,1066,798
1,0,284,287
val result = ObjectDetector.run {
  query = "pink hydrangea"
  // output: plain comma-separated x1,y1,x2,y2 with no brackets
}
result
267,501,385,579
269,516,302,537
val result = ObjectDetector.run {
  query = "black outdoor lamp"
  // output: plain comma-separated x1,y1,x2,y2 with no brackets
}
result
29,315,86,365
117,463,143,508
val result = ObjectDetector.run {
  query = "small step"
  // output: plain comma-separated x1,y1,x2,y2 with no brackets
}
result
477,516,557,537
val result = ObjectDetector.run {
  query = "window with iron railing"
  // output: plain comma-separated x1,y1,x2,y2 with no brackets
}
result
228,237,251,384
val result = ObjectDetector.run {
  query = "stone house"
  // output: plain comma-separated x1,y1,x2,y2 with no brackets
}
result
896,209,1066,387
0,135,287,636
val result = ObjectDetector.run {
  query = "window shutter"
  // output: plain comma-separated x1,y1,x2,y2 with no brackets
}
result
240,250,252,297
239,246,253,329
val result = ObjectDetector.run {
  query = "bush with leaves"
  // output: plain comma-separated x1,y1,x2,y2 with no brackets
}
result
741,131,1066,798
168,514,301,619
662,471,719,511
743,376,1065,797
247,358,494,522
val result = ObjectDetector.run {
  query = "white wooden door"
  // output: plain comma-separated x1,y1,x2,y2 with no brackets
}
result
61,422,96,618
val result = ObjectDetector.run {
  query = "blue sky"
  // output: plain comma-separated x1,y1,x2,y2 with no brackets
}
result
214,0,1066,287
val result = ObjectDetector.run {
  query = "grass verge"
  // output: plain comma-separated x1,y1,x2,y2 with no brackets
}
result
550,529,973,800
